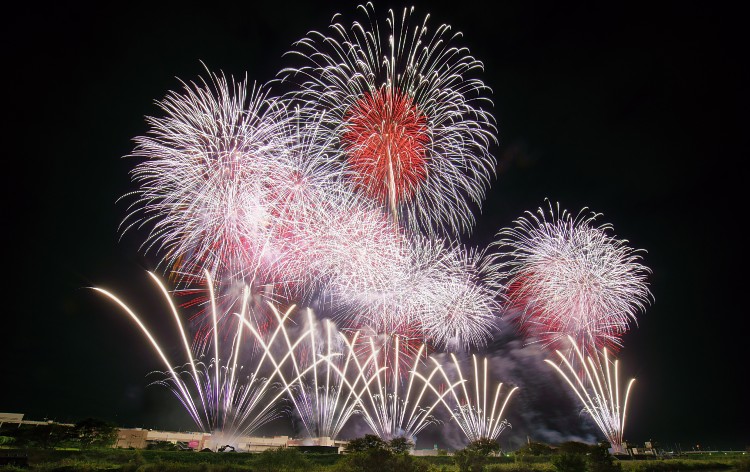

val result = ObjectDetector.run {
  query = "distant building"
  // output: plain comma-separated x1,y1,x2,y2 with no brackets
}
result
0,412,74,428
114,428,351,453
287,436,349,454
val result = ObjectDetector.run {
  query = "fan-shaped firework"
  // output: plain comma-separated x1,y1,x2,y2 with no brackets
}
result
545,337,635,454
280,4,497,235
329,334,455,441
92,272,321,446
492,202,651,356
426,354,517,443
246,306,358,440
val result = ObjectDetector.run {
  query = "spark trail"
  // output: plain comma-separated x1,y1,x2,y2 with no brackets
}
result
545,336,635,454
93,271,326,447
427,354,518,442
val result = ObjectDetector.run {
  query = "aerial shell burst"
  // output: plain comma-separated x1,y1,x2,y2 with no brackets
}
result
280,3,497,235
491,201,652,357
326,233,502,350
122,70,291,287
123,69,359,295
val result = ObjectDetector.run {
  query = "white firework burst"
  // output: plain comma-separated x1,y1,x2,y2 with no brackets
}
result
123,70,290,286
324,233,501,350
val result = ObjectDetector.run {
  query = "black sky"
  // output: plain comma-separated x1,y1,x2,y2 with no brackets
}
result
3,1,747,451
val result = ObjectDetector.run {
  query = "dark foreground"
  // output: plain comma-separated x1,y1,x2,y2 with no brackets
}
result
0,448,747,472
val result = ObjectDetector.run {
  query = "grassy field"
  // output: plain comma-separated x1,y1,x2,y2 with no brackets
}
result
0,448,747,471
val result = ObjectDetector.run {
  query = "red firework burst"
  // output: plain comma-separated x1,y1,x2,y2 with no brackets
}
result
342,86,430,208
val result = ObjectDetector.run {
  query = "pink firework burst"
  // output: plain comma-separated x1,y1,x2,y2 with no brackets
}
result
491,201,652,357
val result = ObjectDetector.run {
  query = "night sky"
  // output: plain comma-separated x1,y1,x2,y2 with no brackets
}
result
4,2,747,451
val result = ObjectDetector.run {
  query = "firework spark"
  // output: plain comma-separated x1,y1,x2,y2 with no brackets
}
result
545,337,635,454
425,354,517,442
280,4,497,235
93,271,326,447
492,201,651,356
123,71,289,286
242,306,358,440
326,234,501,350
329,334,458,441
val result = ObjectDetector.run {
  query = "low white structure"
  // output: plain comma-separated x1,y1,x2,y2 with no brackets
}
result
0,412,74,428
115,428,291,452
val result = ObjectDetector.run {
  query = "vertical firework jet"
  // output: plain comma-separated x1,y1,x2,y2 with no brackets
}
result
93,272,327,447
426,354,518,442
492,201,651,357
280,4,497,235
545,337,635,454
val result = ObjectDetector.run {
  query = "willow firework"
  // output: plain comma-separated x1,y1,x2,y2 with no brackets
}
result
492,202,651,356
280,4,497,235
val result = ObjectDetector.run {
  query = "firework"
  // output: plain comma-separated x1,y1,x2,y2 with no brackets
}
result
325,234,501,350
420,244,502,349
242,306,358,439
426,354,517,442
280,4,497,235
545,337,635,454
123,71,358,294
492,201,651,356
93,271,326,447
261,109,360,297
329,334,456,440
123,71,289,286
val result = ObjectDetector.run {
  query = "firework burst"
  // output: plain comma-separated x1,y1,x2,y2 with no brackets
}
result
325,234,501,350
545,337,635,454
492,201,651,356
280,3,497,235
123,71,290,287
